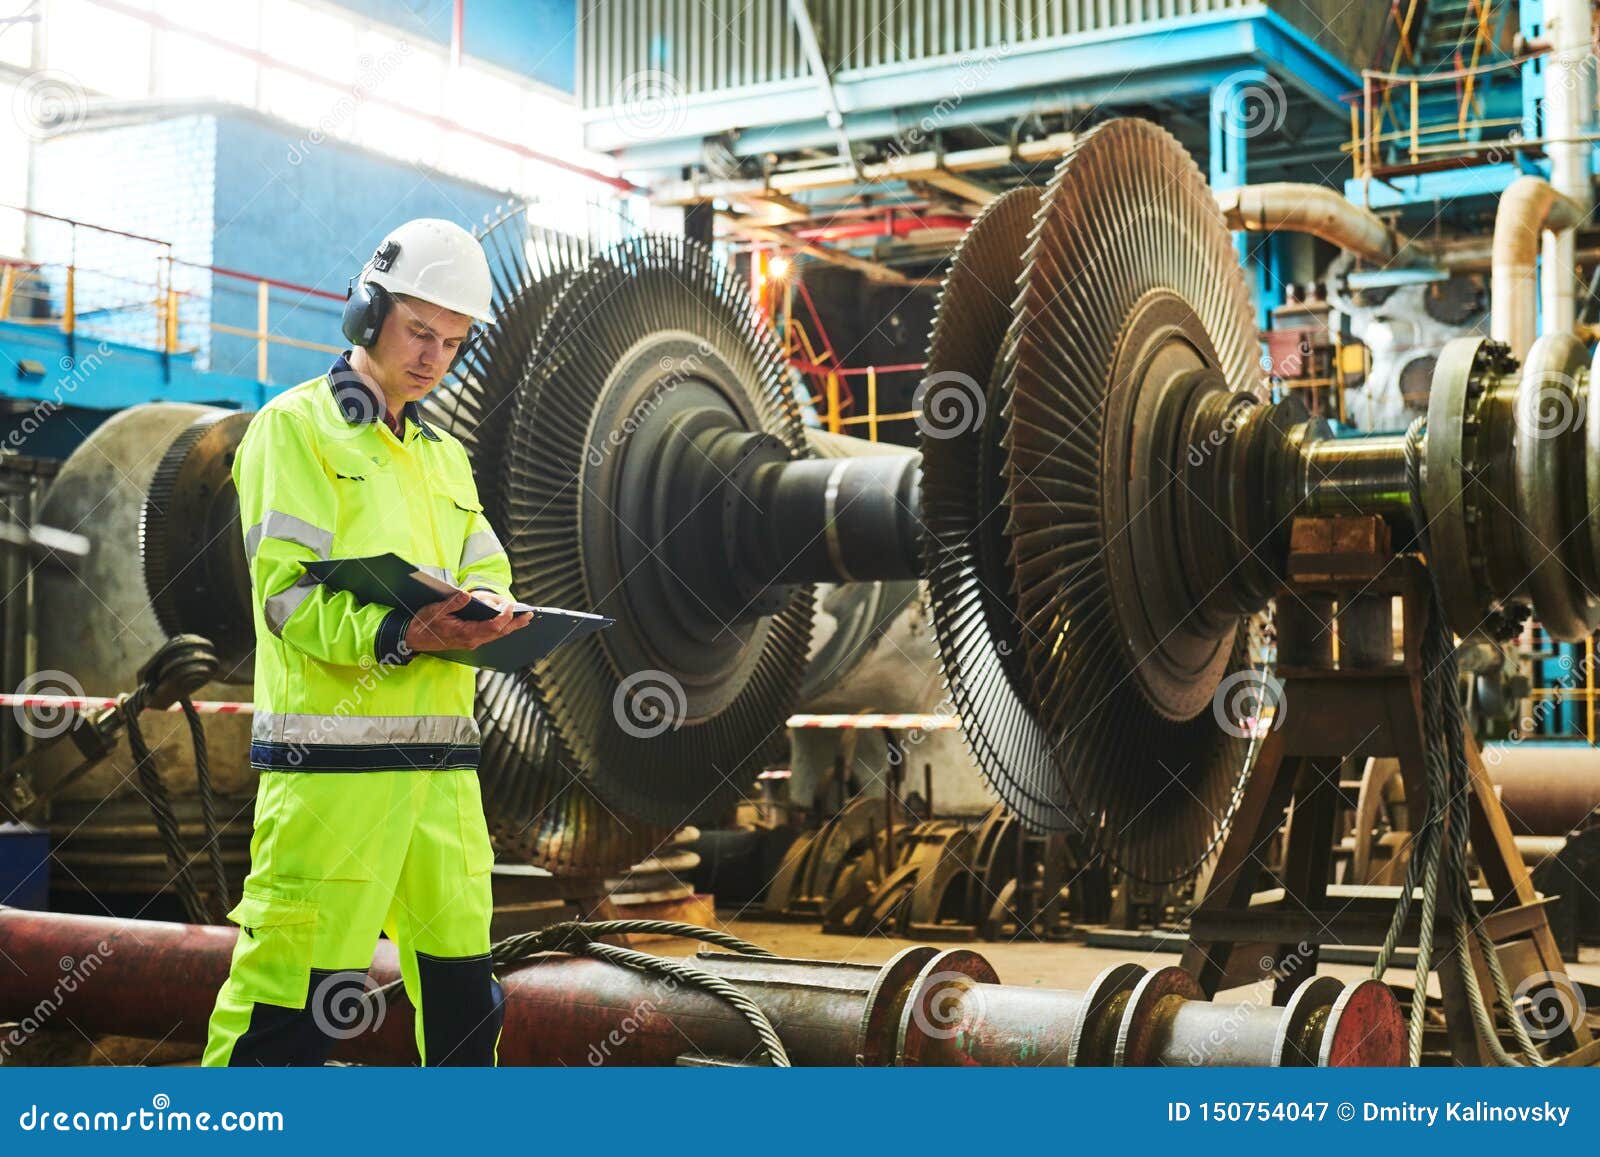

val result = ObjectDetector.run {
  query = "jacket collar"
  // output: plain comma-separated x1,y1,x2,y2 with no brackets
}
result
327,351,441,442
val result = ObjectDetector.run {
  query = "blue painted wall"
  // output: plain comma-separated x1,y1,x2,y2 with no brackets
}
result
27,116,218,355
23,109,512,399
209,114,509,386
329,0,577,94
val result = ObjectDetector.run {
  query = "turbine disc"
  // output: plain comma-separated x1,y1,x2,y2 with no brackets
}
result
502,232,814,828
474,669,675,875
999,118,1263,881
919,185,1078,835
423,208,672,874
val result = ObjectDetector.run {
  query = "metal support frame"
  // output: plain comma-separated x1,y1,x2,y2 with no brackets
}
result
786,0,857,176
597,11,1358,169
1183,516,1594,1065
1211,68,1285,328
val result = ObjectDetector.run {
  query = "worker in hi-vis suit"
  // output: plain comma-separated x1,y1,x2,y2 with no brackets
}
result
204,218,527,1066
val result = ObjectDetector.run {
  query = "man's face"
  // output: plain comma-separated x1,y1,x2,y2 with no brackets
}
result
368,294,474,407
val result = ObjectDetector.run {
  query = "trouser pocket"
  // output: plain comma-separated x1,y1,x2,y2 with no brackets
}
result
259,773,388,883
456,771,494,877
225,890,319,1009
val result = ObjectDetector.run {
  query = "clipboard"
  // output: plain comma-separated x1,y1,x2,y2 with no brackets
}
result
300,552,612,672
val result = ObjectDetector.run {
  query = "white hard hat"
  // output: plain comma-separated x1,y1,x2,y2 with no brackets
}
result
361,217,495,325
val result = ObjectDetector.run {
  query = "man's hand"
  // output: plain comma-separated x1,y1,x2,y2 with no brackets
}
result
403,590,531,654
470,590,519,614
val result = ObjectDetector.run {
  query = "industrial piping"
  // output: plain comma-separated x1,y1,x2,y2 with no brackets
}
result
1540,0,1595,338
1214,183,1416,266
0,908,1403,1066
1214,172,1589,364
1492,176,1583,359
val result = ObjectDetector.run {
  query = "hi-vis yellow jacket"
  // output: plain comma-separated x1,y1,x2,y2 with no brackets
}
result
235,354,513,772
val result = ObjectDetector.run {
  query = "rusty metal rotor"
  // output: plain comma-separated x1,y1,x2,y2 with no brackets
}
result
923,120,1272,881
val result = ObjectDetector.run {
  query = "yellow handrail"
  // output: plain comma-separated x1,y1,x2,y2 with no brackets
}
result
784,317,829,369
0,255,353,381
1351,6,1540,180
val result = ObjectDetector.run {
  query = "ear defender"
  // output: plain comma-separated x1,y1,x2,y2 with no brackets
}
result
341,240,401,348
341,278,390,347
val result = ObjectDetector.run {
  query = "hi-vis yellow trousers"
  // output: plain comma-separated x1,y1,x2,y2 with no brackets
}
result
202,768,502,1066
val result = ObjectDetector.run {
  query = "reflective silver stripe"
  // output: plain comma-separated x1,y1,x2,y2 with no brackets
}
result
460,529,504,568
822,459,858,583
245,510,335,562
263,576,318,635
252,712,480,748
417,564,453,584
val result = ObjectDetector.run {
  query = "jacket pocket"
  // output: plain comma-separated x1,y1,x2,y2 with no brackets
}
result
324,445,402,552
225,890,319,1009
444,477,483,514
324,444,388,482
439,478,487,578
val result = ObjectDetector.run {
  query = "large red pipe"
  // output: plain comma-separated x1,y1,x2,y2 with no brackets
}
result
0,909,1402,1066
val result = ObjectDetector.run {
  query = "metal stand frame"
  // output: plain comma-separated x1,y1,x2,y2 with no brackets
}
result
1182,516,1596,1064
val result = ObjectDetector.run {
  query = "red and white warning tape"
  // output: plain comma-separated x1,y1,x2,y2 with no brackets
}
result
0,694,255,714
6,699,956,729
786,713,960,731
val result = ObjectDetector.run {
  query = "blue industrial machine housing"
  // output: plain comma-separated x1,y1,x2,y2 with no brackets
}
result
0,822,49,911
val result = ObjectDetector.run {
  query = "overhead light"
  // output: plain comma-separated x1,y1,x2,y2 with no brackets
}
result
769,254,792,279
